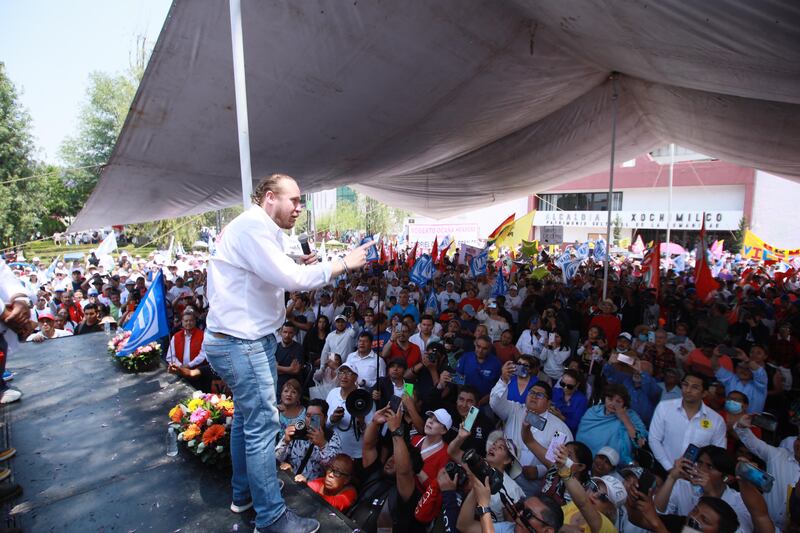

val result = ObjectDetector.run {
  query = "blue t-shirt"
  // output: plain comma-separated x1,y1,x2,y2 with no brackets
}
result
456,352,501,398
389,303,420,323
507,376,538,404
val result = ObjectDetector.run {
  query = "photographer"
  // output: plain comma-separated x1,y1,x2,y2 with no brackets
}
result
349,405,427,533
449,426,525,521
277,399,341,482
411,342,456,410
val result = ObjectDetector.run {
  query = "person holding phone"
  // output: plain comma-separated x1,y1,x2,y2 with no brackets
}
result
276,399,341,483
733,413,800,530
577,384,647,466
537,331,571,383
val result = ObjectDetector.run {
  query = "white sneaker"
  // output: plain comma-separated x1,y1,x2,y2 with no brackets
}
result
0,389,21,404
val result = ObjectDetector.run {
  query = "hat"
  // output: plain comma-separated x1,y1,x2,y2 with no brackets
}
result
618,332,632,341
408,281,417,287
596,446,620,467
38,311,55,321
620,465,644,479
424,408,453,431
486,430,523,479
462,304,476,318
334,314,347,322
54,287,65,293
601,298,618,313
595,476,627,508
125,279,135,285
388,357,408,369
88,288,99,296
509,284,518,290
446,280,454,286
338,362,358,375
486,299,498,309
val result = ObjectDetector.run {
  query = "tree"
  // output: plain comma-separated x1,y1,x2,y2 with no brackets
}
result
729,216,748,253
0,62,50,247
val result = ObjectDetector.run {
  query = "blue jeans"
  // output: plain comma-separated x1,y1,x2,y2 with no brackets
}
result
203,333,284,528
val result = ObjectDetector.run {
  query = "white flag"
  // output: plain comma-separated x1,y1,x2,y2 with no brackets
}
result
95,232,118,256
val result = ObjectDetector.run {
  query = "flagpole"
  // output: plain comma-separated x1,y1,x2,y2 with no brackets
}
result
665,142,675,272
229,0,253,208
602,73,619,300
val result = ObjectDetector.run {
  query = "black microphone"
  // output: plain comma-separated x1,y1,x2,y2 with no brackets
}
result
298,233,312,256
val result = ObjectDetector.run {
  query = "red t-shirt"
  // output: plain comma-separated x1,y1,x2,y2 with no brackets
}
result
589,315,621,349
411,435,450,483
389,342,422,368
493,342,520,365
307,477,357,512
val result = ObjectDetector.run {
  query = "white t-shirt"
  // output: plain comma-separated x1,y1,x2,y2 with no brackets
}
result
325,387,374,459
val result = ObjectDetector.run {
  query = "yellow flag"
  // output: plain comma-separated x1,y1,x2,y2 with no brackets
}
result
495,210,536,250
619,238,631,249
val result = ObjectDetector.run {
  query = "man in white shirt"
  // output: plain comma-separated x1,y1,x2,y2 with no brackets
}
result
489,378,572,496
203,174,372,533
516,316,545,356
0,259,30,404
409,314,440,353
648,372,726,471
343,331,385,388
326,362,373,460
320,315,358,370
437,281,461,310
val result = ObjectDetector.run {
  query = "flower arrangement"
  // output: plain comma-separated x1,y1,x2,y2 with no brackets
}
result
168,391,234,465
107,331,161,372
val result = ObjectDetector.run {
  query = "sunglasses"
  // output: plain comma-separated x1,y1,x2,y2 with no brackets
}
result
327,467,350,479
513,500,553,528
530,392,548,400
585,480,610,502
559,381,576,390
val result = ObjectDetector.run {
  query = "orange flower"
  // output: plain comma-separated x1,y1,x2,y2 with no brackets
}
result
202,424,226,446
183,424,201,441
169,406,184,423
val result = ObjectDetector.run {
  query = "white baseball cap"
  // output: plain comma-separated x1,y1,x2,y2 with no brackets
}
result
425,408,452,431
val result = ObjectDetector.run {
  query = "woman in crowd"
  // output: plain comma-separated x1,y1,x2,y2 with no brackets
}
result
303,315,330,370
552,368,589,435
278,379,306,442
577,383,648,465
537,331,572,384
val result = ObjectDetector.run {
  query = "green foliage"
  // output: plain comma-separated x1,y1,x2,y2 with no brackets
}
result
612,215,622,244
730,216,748,253
312,192,408,237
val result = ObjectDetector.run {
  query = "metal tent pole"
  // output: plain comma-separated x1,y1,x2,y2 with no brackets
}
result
602,74,619,300
229,0,253,208
665,142,675,271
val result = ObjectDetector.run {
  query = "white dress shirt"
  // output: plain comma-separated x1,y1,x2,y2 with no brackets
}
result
489,380,573,474
437,290,461,309
343,350,386,388
165,330,208,368
648,398,726,471
409,332,440,354
206,206,332,340
515,329,545,356
736,425,800,530
664,479,752,533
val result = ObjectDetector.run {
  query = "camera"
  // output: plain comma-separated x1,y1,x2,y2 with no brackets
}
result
291,419,308,440
427,353,438,363
445,461,467,486
462,449,504,494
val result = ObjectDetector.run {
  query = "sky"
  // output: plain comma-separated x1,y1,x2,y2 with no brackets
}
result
0,0,172,163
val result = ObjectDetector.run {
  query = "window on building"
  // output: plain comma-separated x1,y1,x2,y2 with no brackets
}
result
538,192,622,212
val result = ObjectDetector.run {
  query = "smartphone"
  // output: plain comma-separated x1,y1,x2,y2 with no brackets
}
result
548,332,556,345
647,331,655,343
683,444,701,464
736,462,775,493
463,406,480,432
525,412,547,432
637,470,657,494
389,395,403,413
752,413,778,432
451,373,466,386
544,431,568,463
309,414,321,431
617,354,635,366
404,383,415,397
343,305,353,317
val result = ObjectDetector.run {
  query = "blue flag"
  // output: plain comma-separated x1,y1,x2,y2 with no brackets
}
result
672,254,686,273
410,254,436,287
593,240,607,262
469,249,488,278
361,236,379,262
562,259,582,285
118,271,169,356
425,289,439,313
576,242,589,259
492,268,508,297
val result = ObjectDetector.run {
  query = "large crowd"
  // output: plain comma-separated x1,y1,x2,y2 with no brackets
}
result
5,240,800,533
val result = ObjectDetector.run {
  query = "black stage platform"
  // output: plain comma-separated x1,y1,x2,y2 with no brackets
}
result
4,332,356,532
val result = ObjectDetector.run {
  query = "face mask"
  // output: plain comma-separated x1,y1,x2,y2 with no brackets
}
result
638,334,648,342
725,399,743,414
685,515,703,532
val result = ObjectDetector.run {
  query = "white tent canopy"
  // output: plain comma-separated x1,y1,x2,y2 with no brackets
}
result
71,0,800,231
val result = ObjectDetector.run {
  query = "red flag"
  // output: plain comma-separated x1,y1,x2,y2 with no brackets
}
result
431,237,438,263
488,214,516,240
407,242,418,268
642,241,661,299
379,243,386,264
695,219,720,301
438,242,453,272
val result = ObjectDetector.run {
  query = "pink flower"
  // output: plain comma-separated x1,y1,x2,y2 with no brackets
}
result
190,408,210,426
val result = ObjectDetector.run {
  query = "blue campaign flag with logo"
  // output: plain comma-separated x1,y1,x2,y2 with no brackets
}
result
492,267,508,297
361,236,379,262
469,249,489,278
562,258,582,285
425,289,439,313
672,254,686,273
576,242,590,259
593,240,607,262
410,253,436,287
117,270,169,356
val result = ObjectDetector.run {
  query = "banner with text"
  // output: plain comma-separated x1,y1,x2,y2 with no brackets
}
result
741,230,800,262
534,210,742,230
